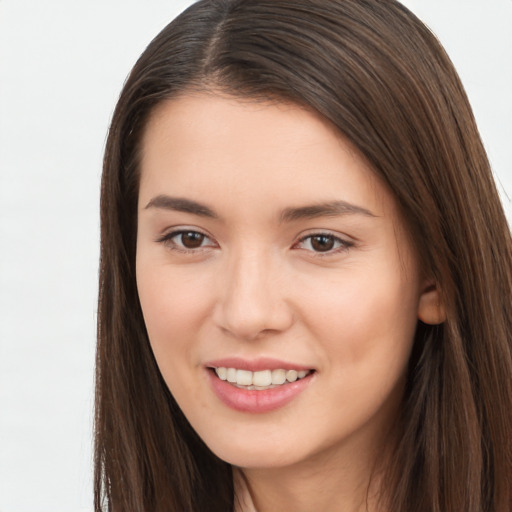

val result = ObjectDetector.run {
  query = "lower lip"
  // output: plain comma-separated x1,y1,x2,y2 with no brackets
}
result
207,369,314,413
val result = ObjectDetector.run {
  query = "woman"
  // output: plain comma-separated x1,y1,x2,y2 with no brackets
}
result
95,1,512,510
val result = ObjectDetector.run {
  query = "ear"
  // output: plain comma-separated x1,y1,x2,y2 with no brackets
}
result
418,280,446,325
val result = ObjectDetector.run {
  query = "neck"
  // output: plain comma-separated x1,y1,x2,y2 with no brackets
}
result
235,429,394,512
236,448,388,512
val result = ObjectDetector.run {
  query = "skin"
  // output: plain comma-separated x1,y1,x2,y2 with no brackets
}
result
136,93,443,512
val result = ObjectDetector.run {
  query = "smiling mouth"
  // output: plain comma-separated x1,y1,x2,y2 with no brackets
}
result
211,367,314,391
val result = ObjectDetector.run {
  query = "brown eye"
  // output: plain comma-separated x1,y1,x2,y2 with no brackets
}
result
310,235,335,252
158,229,215,251
180,231,206,248
295,233,353,254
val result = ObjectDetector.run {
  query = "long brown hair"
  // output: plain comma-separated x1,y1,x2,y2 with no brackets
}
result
95,1,512,510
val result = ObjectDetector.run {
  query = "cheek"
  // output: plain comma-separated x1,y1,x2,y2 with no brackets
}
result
300,262,420,374
298,268,420,438
136,261,217,415
136,259,212,368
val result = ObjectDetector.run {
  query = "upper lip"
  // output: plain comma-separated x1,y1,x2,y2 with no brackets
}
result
205,357,314,372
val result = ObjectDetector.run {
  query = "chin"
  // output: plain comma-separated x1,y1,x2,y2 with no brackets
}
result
202,431,307,469
215,449,302,470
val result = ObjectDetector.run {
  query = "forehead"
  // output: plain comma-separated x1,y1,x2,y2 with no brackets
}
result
138,93,394,219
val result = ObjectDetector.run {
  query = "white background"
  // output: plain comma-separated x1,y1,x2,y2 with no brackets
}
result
0,2,510,511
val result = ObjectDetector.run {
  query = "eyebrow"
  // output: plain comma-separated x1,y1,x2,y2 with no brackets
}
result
280,200,376,222
144,195,376,222
145,195,218,218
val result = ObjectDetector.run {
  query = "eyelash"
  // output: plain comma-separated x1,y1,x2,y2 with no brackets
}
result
156,229,216,253
156,229,354,256
293,232,354,256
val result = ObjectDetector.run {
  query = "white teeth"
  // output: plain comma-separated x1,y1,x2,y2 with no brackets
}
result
271,369,286,385
253,369,272,387
216,367,227,380
236,369,253,386
286,370,298,382
214,367,311,388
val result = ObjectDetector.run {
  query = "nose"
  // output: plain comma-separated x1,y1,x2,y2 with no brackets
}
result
213,248,294,341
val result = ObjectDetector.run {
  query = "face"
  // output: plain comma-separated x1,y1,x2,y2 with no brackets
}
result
136,93,433,472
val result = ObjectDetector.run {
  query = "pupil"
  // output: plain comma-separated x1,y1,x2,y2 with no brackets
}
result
311,235,334,252
182,232,204,248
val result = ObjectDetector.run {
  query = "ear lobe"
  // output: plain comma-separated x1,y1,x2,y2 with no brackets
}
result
418,281,446,325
